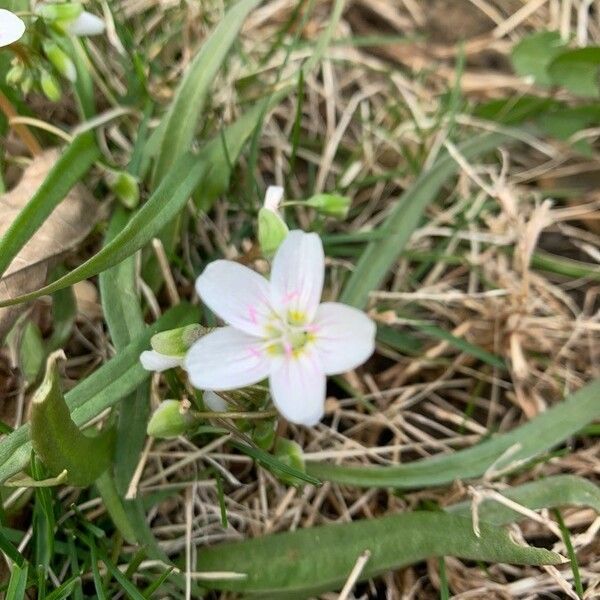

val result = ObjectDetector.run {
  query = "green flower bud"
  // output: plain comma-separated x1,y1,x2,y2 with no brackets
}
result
258,207,288,258
106,170,140,209
150,324,205,357
252,419,276,450
43,41,77,82
306,193,351,219
35,2,83,22
6,63,24,86
21,73,33,95
273,438,306,486
40,69,61,102
147,400,197,439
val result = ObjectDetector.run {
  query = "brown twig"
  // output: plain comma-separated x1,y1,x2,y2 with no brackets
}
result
0,88,42,156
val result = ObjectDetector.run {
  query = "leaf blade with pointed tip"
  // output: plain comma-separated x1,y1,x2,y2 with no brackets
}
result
196,512,562,597
30,352,114,487
306,378,600,488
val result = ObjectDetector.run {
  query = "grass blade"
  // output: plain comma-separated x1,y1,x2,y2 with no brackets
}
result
152,0,261,182
306,377,600,488
340,132,514,309
0,132,99,279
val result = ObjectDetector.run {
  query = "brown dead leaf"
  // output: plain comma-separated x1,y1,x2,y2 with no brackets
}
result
0,150,98,340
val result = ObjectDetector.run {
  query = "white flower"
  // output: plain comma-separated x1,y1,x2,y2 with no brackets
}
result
0,9,25,47
140,350,182,372
184,230,376,426
67,11,105,36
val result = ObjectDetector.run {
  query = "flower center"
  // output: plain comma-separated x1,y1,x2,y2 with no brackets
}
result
264,310,316,358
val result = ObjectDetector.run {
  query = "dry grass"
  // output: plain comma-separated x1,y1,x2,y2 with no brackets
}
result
2,0,600,598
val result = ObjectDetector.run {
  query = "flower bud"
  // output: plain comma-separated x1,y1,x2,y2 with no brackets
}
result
43,41,77,82
150,324,205,357
252,419,276,450
147,400,197,439
306,193,351,219
40,69,61,102
258,208,288,259
273,438,306,486
35,3,83,22
203,390,227,412
106,170,139,209
6,63,24,86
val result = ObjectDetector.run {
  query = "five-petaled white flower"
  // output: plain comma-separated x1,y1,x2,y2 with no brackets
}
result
184,230,376,426
0,9,25,48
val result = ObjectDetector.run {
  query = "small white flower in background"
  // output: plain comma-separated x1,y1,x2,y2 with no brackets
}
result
185,230,376,426
67,10,105,36
140,349,183,372
35,3,105,36
263,185,284,212
0,9,25,47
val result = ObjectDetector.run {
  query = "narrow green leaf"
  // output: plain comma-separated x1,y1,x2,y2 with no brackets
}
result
44,577,80,600
99,207,148,492
554,509,584,598
0,153,206,309
0,303,199,484
233,441,321,486
6,562,28,600
410,321,505,369
0,529,25,567
153,0,261,181
30,352,114,486
196,512,561,597
306,378,600,488
0,132,99,280
340,132,514,309
449,475,600,524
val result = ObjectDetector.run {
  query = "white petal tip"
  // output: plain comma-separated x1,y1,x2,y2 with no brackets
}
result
264,185,284,212
140,350,182,372
0,10,26,47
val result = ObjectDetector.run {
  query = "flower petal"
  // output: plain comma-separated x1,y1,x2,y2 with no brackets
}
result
0,10,25,47
312,302,376,375
269,349,326,426
140,350,182,372
68,11,105,36
263,185,284,212
270,230,324,322
196,260,274,336
184,327,270,390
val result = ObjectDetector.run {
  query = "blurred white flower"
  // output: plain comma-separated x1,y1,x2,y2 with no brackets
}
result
67,11,105,36
140,350,183,372
185,230,376,426
0,9,25,47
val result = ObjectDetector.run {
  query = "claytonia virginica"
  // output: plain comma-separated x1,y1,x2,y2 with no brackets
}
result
0,9,25,47
184,230,376,426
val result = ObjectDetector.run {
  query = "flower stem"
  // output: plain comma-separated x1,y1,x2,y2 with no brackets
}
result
192,409,277,420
